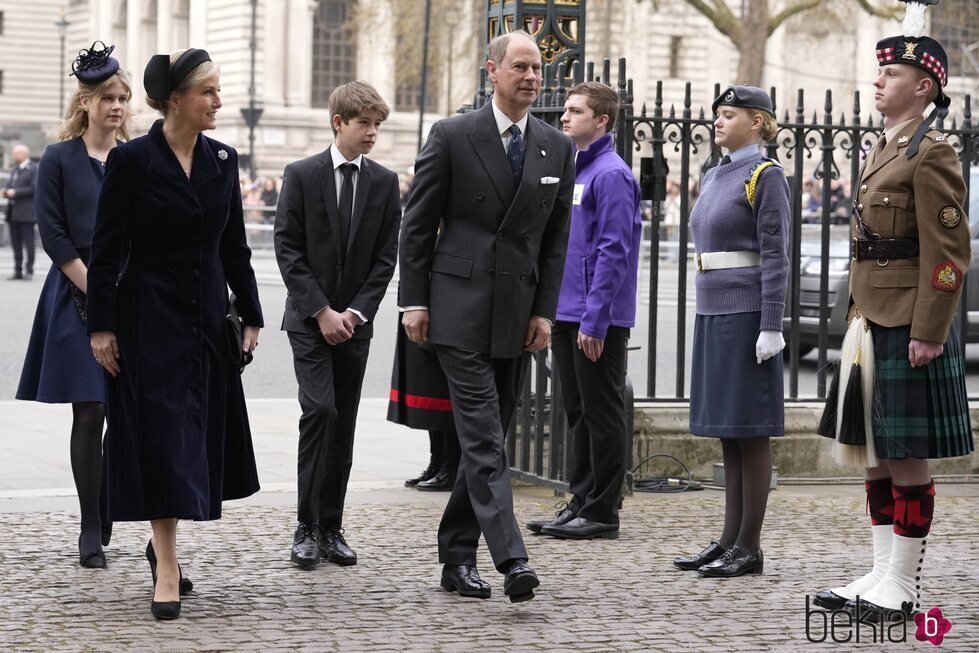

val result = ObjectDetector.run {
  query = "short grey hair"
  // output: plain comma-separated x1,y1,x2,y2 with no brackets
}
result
487,30,537,66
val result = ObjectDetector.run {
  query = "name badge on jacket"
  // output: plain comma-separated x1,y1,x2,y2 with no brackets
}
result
573,184,585,205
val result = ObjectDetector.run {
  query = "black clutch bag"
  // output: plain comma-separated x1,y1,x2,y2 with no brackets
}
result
67,280,87,323
226,294,253,373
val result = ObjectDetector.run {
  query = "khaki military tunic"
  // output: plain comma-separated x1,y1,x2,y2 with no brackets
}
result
849,116,970,344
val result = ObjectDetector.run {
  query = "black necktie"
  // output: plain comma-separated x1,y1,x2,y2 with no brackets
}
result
720,155,732,166
506,124,525,187
338,163,355,255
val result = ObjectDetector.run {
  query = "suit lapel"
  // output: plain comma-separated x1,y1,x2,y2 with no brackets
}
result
467,103,516,206
66,137,98,200
319,146,344,262
862,118,922,183
189,134,222,192
347,157,372,257
499,118,551,232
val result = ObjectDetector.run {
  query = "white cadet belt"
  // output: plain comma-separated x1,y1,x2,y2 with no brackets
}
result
696,251,761,272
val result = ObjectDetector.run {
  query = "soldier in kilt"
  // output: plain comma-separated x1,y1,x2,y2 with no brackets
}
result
388,301,460,491
813,0,974,621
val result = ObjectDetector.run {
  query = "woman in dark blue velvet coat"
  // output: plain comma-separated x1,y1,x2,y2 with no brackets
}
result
17,43,132,570
87,48,263,620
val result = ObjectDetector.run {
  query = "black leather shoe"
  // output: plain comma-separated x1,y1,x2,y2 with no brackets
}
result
672,541,728,571
146,539,194,594
405,464,438,487
541,517,619,540
440,564,492,599
290,523,320,568
7,272,23,280
319,528,357,566
502,559,539,603
698,545,764,577
78,535,106,569
813,589,849,611
526,501,576,534
416,467,456,491
151,600,181,620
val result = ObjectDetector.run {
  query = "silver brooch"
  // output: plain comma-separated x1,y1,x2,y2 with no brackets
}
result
218,149,228,160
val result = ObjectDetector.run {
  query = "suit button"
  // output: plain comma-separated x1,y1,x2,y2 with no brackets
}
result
540,200,547,208
861,185,867,192
520,272,527,280
488,268,496,277
192,270,200,278
189,327,198,335
191,299,199,307
336,264,342,271
476,193,485,201
883,197,890,205
858,203,864,211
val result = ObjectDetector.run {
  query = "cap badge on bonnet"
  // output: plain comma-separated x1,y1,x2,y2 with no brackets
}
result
724,90,735,102
902,42,918,60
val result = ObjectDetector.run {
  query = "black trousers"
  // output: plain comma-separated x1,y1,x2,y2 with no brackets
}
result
435,345,528,571
9,221,35,275
552,322,629,523
288,330,370,530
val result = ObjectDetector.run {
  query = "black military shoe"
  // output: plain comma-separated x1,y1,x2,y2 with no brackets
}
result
440,564,492,599
502,559,539,603
319,528,358,566
405,464,438,487
672,541,728,571
698,545,764,578
416,466,456,491
526,501,577,535
290,522,320,567
541,517,619,540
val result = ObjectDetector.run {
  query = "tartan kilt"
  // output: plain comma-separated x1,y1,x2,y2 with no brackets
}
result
871,323,974,459
387,319,456,433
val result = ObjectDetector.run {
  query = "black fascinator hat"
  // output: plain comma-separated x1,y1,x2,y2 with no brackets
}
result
143,48,212,102
69,41,120,85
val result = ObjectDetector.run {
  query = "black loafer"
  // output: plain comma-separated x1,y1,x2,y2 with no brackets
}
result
813,590,849,611
290,523,320,568
541,517,619,540
673,541,727,571
416,468,456,491
319,528,358,566
502,559,539,603
698,545,763,577
526,501,577,534
440,564,492,599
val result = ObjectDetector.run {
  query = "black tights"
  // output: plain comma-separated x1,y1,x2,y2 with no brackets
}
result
71,402,105,554
718,437,772,554
428,430,461,470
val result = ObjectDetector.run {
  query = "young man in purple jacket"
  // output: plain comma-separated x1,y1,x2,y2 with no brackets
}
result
527,82,642,540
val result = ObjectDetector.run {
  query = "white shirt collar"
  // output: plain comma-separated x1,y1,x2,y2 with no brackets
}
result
17,160,30,169
330,145,363,171
491,99,529,138
884,118,917,145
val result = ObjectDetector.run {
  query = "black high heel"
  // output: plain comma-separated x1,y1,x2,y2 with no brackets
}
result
150,600,181,620
78,535,107,569
146,539,194,594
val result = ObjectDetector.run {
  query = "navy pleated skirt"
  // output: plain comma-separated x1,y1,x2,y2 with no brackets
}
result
17,249,105,404
690,312,784,438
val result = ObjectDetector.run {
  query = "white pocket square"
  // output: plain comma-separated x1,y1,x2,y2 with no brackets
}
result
540,176,560,184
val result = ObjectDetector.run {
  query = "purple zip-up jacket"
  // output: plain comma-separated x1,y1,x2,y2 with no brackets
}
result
555,133,642,338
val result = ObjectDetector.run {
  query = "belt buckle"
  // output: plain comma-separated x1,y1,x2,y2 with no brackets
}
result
696,253,703,273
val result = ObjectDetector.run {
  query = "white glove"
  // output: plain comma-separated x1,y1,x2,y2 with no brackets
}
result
755,330,785,364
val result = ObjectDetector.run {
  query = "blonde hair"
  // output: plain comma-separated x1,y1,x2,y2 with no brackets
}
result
145,49,219,117
58,70,134,142
748,108,779,142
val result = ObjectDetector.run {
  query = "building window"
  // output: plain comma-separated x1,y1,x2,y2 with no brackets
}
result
0,11,4,35
311,0,356,109
0,70,4,95
395,81,438,113
669,36,682,79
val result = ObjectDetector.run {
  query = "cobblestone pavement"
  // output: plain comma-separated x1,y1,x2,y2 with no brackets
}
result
1,485,977,652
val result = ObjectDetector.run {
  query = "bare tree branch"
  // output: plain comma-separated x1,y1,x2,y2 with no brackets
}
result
683,0,742,41
853,0,904,19
769,0,822,34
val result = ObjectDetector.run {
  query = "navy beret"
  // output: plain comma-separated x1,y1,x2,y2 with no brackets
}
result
712,85,774,118
69,42,120,85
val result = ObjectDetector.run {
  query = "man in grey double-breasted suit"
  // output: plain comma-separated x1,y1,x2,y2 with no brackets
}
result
399,30,574,603
5,144,37,280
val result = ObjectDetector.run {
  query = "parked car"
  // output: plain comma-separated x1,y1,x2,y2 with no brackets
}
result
784,167,979,356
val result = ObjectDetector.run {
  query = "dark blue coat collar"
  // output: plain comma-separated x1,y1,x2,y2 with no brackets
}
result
147,119,222,190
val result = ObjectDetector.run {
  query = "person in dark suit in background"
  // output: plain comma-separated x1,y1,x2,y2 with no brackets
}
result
17,42,132,570
399,30,574,603
275,81,401,569
88,48,264,620
5,144,37,280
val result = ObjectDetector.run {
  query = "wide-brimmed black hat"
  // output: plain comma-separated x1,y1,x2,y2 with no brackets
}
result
711,85,775,119
69,41,120,85
143,48,212,102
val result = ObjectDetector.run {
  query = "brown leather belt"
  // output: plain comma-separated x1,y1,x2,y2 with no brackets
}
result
850,238,919,261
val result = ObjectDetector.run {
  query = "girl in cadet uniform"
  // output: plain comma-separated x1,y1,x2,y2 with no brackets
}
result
17,42,131,570
672,85,790,578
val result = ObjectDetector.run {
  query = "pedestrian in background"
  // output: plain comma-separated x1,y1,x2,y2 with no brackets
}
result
88,48,264,620
526,81,641,541
673,85,789,578
4,144,37,280
16,41,131,570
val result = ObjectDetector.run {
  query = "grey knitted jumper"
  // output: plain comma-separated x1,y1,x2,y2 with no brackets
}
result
689,152,790,331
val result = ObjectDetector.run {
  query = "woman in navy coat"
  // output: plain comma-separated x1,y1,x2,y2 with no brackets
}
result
17,43,131,569
88,48,263,620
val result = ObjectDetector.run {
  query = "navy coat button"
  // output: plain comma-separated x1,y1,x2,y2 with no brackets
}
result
189,327,198,335
488,269,496,277
476,193,485,201
336,264,342,271
520,272,527,280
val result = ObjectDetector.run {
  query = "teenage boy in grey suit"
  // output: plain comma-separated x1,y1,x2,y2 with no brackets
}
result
399,31,574,603
275,81,400,569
